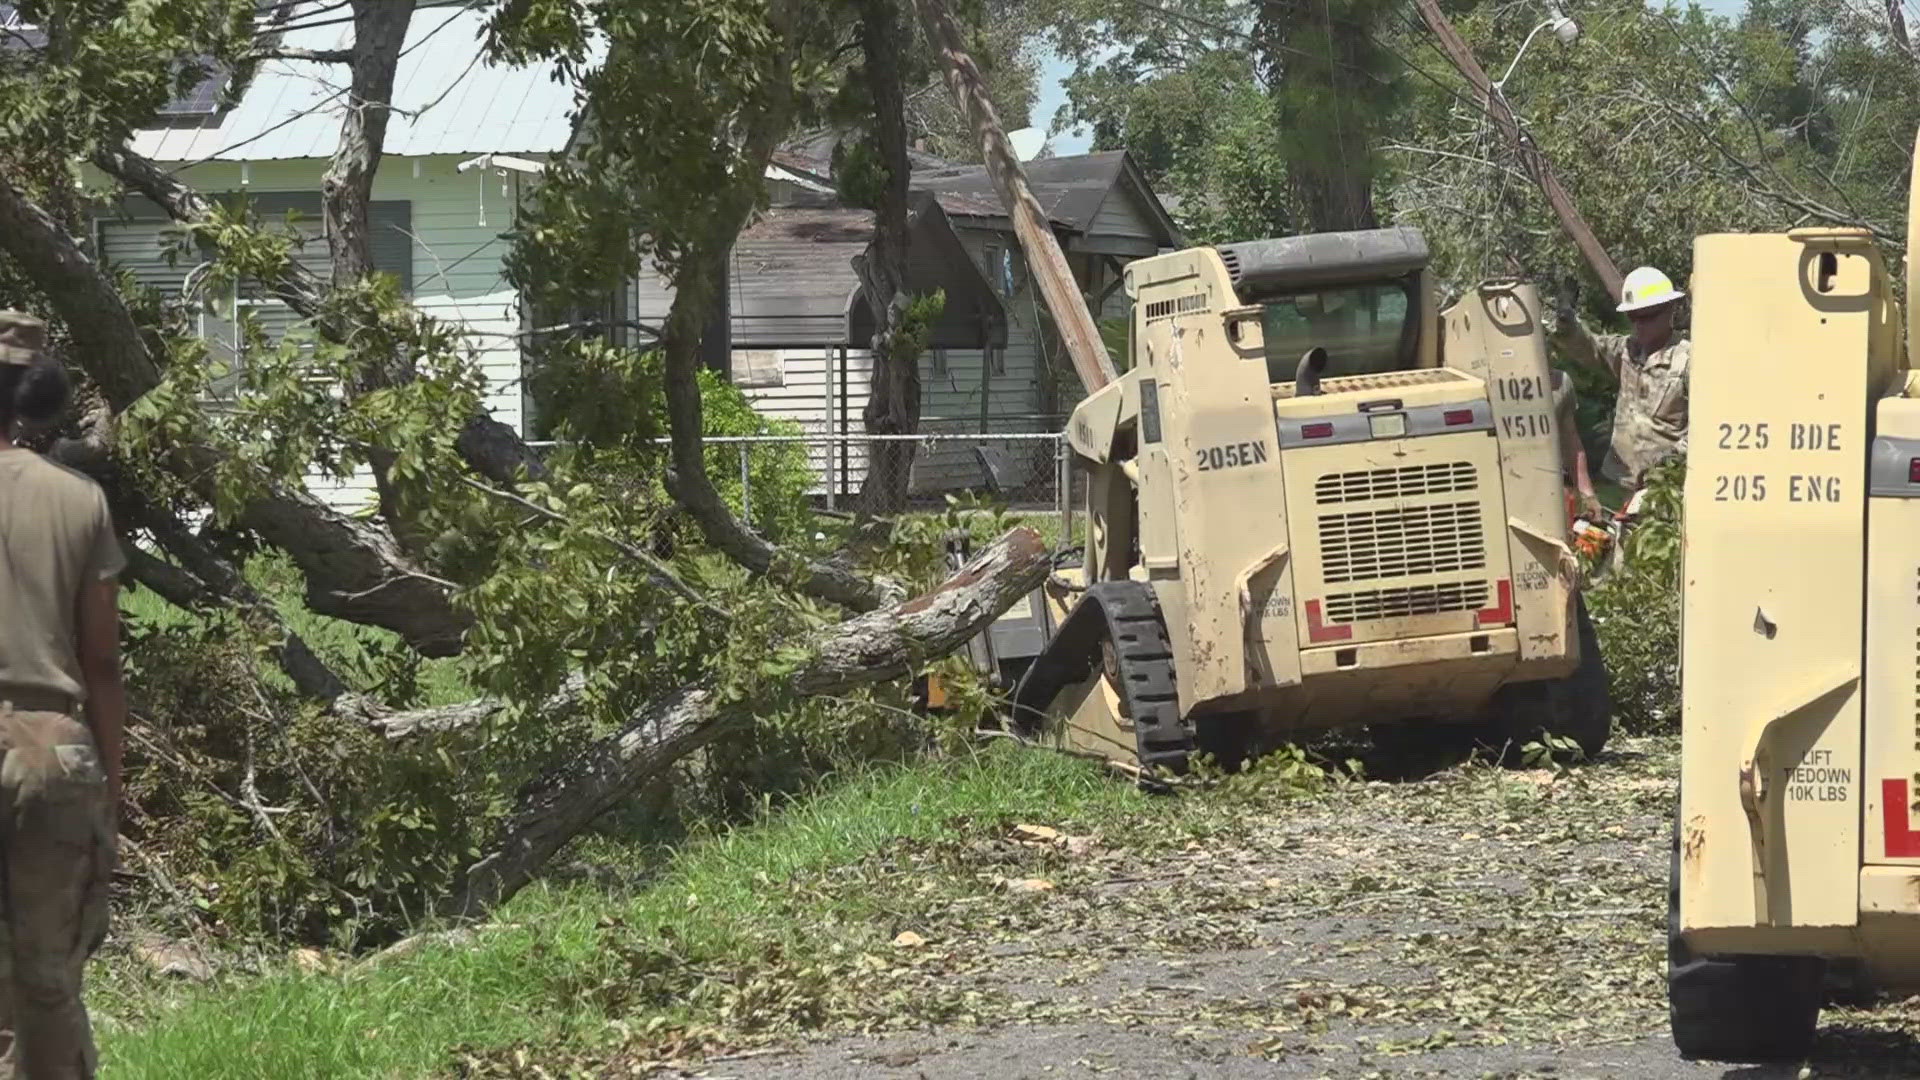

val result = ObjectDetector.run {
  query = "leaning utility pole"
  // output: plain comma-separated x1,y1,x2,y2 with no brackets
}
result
910,0,1116,393
1411,0,1625,302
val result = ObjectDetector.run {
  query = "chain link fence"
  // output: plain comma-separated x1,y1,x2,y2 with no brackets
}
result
709,429,1073,518
529,421,1079,530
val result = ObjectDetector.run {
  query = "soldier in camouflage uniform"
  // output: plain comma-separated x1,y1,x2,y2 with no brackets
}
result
0,312,124,1079
1550,266,1691,495
1550,369,1600,521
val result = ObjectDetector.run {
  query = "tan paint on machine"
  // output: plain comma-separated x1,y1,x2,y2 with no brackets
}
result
1042,228,1580,767
1679,230,1897,939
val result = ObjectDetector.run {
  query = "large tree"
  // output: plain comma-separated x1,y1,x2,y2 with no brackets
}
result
0,0,1045,940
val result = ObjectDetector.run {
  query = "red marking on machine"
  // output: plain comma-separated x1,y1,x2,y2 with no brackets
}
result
1475,580,1515,627
1305,600,1352,643
1883,779,1920,858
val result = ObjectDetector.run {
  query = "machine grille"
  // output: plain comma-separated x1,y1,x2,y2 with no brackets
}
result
1316,462,1479,505
1324,581,1490,624
1318,500,1488,584
1144,293,1210,322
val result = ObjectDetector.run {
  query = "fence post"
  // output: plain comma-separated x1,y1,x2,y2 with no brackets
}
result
1056,434,1072,551
739,443,752,527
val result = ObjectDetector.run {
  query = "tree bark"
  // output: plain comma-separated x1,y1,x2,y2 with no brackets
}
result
321,2,424,534
655,70,899,613
854,0,922,516
910,0,1114,395
1290,161,1378,233
443,525,1051,918
322,1,409,314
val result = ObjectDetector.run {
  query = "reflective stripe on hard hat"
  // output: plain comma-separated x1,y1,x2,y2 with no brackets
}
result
1617,266,1685,313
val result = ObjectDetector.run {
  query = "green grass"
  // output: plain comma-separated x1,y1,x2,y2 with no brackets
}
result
96,745,1146,1079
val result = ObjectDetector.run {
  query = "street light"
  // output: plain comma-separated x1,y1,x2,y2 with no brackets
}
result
1494,3,1580,91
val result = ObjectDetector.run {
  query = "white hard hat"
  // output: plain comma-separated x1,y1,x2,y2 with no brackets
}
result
1617,266,1684,313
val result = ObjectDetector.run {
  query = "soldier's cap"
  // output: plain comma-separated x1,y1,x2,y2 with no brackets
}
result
0,310,48,367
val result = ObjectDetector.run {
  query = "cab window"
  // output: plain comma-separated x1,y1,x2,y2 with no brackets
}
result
1262,279,1417,383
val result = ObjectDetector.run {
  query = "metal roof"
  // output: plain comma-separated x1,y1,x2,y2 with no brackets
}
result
129,1,600,164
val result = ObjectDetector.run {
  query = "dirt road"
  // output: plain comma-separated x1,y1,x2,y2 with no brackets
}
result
716,737,1919,1079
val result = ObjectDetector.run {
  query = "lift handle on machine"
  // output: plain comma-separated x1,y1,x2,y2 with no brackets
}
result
1235,542,1291,631
1736,666,1861,925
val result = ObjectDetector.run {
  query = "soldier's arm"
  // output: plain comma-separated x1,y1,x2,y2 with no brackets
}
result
77,489,127,815
77,578,125,815
1550,303,1629,379
1552,370,1602,515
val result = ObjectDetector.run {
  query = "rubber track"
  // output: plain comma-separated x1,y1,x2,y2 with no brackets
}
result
1009,581,1193,774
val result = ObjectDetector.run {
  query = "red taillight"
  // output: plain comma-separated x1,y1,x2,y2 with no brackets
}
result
1444,409,1475,427
1302,422,1334,439
1908,457,1920,484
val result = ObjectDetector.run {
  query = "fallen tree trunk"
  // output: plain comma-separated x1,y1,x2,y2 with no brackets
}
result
443,525,1051,919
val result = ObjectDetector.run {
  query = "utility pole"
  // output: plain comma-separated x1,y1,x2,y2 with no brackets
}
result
1411,0,1625,302
911,0,1116,393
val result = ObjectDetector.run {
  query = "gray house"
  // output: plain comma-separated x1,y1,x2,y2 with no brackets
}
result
630,144,1184,499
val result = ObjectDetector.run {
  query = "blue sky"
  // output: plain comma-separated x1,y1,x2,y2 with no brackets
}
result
1029,0,1750,157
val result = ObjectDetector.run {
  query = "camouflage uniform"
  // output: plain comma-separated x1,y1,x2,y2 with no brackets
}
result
1549,368,1582,487
1551,316,1690,488
0,312,119,1079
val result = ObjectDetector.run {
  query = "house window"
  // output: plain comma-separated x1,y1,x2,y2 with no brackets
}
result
97,192,414,406
982,242,1020,299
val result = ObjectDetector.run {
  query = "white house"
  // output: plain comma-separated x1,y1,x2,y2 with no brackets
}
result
81,1,598,509
70,1,1184,511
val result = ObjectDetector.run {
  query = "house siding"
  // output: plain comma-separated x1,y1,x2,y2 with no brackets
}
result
87,155,527,512
1086,181,1162,247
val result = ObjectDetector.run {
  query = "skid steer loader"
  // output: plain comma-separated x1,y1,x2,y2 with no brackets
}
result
991,225,1610,774
1666,134,1920,1062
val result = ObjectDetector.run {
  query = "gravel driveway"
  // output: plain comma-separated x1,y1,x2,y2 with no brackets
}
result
713,737,1920,1079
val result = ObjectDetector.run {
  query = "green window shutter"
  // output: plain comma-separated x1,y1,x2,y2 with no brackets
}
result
370,201,413,295
247,191,322,220
232,192,411,294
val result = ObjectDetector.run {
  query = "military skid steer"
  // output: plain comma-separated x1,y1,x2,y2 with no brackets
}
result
1668,138,1920,1062
1000,226,1610,775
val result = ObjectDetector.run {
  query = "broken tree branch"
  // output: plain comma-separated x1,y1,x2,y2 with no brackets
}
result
655,60,898,614
444,525,1051,919
457,476,729,620
90,143,551,489
249,47,355,64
